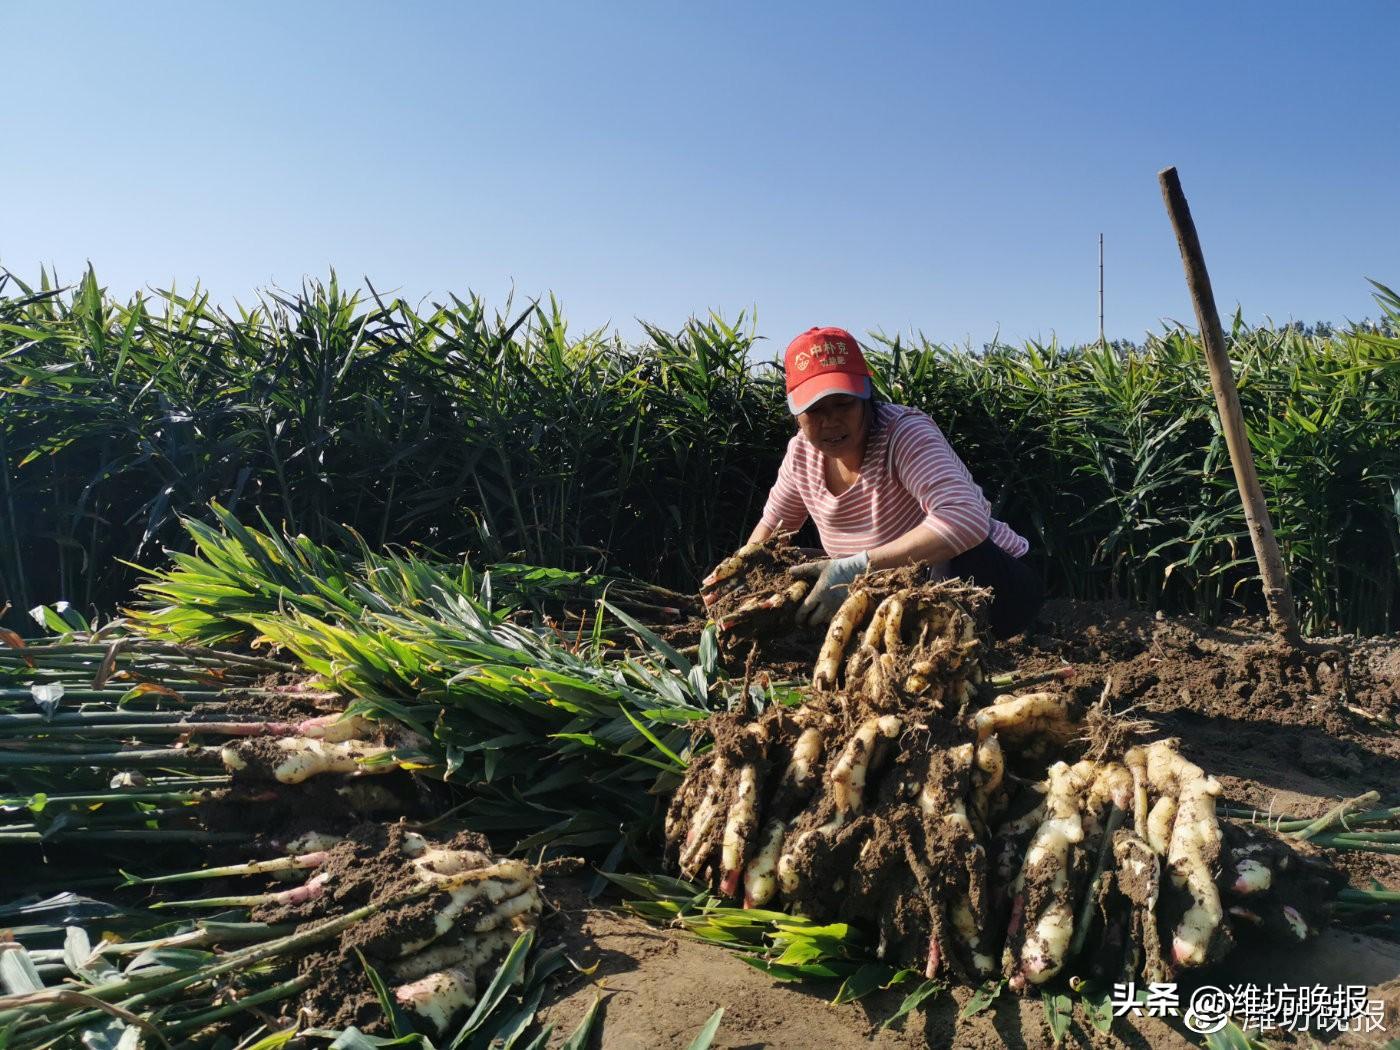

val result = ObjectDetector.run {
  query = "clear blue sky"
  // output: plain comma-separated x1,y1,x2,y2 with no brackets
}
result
3,2,1397,351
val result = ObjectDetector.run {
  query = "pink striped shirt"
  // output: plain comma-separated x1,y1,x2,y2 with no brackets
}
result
759,403,1029,560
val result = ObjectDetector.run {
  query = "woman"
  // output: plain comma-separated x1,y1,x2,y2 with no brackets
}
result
711,326,1042,638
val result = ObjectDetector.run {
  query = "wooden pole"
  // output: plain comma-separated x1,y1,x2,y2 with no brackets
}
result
1158,166,1303,647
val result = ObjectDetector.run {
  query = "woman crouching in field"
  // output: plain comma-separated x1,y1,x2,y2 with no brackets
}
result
708,326,1042,638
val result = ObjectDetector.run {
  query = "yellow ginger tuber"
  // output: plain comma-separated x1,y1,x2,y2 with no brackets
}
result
1010,759,1098,986
971,734,1004,824
831,715,902,817
401,831,493,882
972,692,1074,746
1083,762,1133,835
281,831,344,854
221,737,396,784
396,861,537,957
1146,796,1177,856
1133,740,1226,968
745,726,824,908
719,764,760,897
390,928,517,984
881,592,908,653
743,820,787,908
813,589,872,689
703,541,763,589
1125,746,1151,839
290,712,376,743
394,968,477,1032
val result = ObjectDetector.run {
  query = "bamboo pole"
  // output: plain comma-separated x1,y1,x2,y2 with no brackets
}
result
1158,166,1303,647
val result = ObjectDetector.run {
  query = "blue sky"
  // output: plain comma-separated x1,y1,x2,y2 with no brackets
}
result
2,2,1397,352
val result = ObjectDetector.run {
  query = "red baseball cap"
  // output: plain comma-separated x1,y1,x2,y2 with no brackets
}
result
783,327,872,414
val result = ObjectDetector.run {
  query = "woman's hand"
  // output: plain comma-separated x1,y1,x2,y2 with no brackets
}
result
792,551,869,626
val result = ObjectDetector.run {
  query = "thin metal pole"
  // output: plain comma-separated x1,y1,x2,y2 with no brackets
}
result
1098,233,1105,346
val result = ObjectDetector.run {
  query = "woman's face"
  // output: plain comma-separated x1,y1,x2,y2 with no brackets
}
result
796,395,867,458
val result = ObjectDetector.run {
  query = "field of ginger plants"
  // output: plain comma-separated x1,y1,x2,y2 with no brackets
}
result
3,269,1400,635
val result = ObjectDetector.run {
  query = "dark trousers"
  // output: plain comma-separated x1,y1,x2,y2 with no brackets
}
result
948,538,1044,639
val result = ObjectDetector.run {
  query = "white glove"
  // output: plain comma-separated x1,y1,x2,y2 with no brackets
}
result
792,552,870,627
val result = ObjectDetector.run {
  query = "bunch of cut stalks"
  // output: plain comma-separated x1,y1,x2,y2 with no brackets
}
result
0,519,720,1044
0,625,586,1045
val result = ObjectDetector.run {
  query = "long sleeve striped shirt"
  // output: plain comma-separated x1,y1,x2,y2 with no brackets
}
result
758,402,1029,560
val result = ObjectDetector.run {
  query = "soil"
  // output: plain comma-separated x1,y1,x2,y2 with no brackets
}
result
996,599,1400,768
534,883,1399,1049
223,683,337,722
536,597,1400,1047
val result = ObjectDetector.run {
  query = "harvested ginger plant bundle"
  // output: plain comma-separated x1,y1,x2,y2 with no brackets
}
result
667,678,1346,993
1110,739,1231,973
205,823,542,1036
213,709,431,843
6,824,545,1045
999,737,1347,990
1000,758,1131,989
1216,820,1346,944
668,607,1069,983
666,683,1056,982
221,710,416,784
1006,739,1219,987
701,536,812,644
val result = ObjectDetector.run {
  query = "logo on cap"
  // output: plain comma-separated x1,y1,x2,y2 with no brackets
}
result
812,340,850,368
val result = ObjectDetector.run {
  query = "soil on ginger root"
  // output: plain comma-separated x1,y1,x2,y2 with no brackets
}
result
254,821,509,1033
221,684,337,722
703,543,821,664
